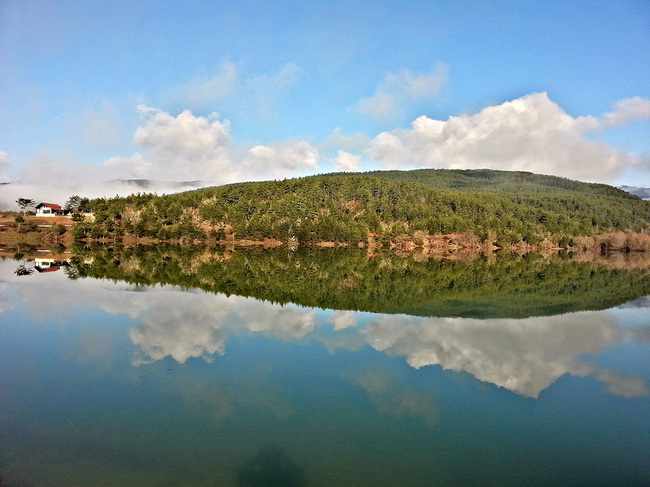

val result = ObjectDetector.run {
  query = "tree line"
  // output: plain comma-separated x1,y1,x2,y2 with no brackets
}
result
68,169,650,248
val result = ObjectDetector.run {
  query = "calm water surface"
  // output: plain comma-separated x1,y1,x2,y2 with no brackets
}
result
0,255,648,486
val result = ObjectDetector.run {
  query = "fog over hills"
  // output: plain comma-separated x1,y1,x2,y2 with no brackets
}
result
0,179,214,211
2,176,649,212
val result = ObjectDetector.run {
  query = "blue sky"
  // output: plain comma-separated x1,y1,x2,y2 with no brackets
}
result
1,0,649,206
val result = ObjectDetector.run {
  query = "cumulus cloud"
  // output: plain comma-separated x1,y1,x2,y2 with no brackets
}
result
105,106,319,185
243,140,319,174
353,63,448,120
0,104,325,211
130,105,234,180
334,150,361,172
367,92,648,182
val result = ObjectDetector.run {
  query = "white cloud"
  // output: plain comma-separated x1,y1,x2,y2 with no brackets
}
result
101,106,237,183
367,92,647,182
0,151,11,183
106,107,319,184
353,63,448,121
243,140,319,175
0,103,324,207
603,97,650,127
334,150,361,172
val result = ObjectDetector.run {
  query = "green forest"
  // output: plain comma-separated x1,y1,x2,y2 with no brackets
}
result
71,169,650,248
66,244,650,319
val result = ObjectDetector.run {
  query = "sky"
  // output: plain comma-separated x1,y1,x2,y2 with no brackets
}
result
1,0,649,208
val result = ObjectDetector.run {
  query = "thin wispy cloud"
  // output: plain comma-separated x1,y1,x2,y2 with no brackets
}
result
353,63,448,121
164,60,239,111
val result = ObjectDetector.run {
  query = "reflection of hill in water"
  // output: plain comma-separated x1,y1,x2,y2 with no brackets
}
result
66,245,650,319
237,446,306,487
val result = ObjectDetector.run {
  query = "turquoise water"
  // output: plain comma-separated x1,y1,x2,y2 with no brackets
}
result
0,257,648,486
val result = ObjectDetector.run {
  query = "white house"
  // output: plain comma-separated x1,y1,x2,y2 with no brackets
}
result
35,202,66,216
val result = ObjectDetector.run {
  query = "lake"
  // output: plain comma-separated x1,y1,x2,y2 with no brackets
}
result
1,247,649,486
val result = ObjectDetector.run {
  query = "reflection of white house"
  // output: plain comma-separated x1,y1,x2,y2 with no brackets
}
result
35,203,66,216
34,258,67,273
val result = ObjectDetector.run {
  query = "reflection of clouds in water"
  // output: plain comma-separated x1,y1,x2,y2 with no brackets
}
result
349,371,439,428
0,281,10,313
126,291,317,365
8,258,644,400
129,291,232,364
591,367,649,398
362,313,647,398
171,374,294,425
329,311,358,331
243,305,317,339
617,296,650,308
120,288,648,398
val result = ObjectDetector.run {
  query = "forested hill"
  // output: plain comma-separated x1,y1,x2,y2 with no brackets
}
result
362,169,637,198
79,169,650,247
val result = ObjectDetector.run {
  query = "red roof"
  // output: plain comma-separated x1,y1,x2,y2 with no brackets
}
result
38,203,63,211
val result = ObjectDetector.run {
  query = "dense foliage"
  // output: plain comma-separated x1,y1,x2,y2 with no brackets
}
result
75,169,650,246
66,244,650,319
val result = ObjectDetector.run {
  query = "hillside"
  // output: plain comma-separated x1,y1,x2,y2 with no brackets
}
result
76,169,650,248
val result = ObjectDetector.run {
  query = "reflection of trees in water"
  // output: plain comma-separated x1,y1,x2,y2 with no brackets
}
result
67,244,650,319
237,445,307,487
13,264,33,276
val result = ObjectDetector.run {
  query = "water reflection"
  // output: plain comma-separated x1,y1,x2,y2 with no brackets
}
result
237,446,306,487
2,256,648,399
121,290,647,398
55,245,650,318
1,255,648,486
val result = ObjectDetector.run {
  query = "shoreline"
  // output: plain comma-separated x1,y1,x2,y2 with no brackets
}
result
2,214,650,259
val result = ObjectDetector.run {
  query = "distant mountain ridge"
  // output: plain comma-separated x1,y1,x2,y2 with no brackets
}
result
619,185,650,200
